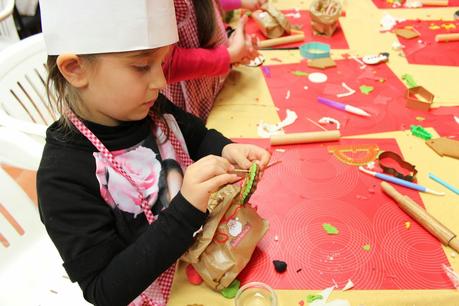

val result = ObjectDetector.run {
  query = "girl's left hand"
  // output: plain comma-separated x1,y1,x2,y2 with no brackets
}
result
241,0,267,11
222,143,271,170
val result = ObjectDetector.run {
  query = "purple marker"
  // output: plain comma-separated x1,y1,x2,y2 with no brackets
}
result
317,96,371,117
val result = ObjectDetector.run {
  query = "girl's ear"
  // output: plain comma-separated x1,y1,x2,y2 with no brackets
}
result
56,54,89,88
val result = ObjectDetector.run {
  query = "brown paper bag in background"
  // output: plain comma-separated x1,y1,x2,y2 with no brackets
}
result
252,3,292,39
183,182,269,291
309,0,342,37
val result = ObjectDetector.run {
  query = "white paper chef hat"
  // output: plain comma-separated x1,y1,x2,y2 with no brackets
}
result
39,0,178,55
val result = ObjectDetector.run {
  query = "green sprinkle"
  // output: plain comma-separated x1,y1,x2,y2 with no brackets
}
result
307,294,323,303
291,70,309,77
323,223,339,235
360,85,374,95
221,279,240,299
401,74,417,88
363,244,371,251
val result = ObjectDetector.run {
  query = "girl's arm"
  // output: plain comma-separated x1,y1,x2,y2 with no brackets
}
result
163,45,231,84
38,150,207,306
220,0,242,11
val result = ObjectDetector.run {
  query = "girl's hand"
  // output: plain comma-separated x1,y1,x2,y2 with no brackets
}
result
227,15,259,65
241,0,267,11
181,155,240,212
221,143,271,170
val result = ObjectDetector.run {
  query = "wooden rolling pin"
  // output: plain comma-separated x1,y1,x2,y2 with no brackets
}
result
270,130,340,145
381,181,459,253
419,0,448,6
435,33,459,42
259,32,305,48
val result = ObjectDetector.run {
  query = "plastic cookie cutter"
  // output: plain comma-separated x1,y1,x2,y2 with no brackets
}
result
327,144,380,166
410,125,432,140
299,42,331,59
377,151,417,182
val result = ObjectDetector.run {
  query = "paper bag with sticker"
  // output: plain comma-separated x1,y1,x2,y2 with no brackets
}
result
183,164,269,290
309,0,342,37
251,3,292,38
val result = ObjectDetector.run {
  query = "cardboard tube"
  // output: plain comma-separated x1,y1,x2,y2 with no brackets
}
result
381,182,459,252
435,33,459,42
270,130,340,145
419,0,448,6
259,33,305,48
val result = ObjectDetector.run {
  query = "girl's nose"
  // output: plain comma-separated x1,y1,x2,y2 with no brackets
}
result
148,66,167,90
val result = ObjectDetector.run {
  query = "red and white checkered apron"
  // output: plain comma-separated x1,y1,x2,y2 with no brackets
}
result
67,110,193,306
162,0,229,120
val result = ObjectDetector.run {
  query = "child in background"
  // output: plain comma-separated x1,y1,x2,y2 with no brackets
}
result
162,0,266,120
37,1,270,305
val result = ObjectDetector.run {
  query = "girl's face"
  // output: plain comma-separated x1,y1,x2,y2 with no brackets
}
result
79,46,169,126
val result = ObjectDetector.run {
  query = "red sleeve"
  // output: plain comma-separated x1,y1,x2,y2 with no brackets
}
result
163,45,231,84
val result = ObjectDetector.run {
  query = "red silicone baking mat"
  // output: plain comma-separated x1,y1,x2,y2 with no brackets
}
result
394,20,459,66
372,0,459,9
245,9,349,49
261,60,459,137
236,138,453,290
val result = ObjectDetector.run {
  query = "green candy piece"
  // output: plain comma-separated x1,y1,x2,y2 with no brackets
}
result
363,244,371,251
401,74,417,88
307,294,323,303
241,163,260,204
323,223,339,235
221,279,240,299
410,125,432,140
360,85,374,95
291,70,309,77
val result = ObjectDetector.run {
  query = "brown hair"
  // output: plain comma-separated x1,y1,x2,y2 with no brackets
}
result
193,0,218,47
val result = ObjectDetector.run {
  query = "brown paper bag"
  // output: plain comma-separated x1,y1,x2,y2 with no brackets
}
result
309,0,342,37
251,4,292,39
182,183,269,291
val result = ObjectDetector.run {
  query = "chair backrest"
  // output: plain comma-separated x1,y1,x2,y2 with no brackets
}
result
0,33,56,139
0,167,90,305
0,0,20,46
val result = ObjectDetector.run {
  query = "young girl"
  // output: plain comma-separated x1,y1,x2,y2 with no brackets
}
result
37,1,270,305
162,0,266,120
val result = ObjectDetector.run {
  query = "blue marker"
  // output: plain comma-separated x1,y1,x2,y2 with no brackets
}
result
359,167,444,196
428,173,459,195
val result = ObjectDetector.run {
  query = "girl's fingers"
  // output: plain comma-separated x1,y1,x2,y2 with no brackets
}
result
203,173,240,194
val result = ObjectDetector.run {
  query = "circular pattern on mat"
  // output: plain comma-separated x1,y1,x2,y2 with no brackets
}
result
269,147,360,199
374,201,452,289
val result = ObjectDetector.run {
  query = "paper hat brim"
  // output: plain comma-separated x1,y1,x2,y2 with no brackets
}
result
40,0,178,55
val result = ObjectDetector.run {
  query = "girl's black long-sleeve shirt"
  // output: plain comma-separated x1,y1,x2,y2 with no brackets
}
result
37,95,231,306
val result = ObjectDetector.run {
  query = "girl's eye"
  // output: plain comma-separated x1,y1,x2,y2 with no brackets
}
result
133,64,150,72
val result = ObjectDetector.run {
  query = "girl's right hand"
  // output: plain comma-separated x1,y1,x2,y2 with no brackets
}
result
180,155,240,213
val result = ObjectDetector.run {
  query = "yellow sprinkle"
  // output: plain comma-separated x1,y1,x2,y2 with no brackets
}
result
429,25,440,30
416,116,425,121
404,221,411,229
441,23,456,30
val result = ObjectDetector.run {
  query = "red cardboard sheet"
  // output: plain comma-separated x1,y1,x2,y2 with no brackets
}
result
245,9,349,49
261,60,459,137
236,138,452,290
394,20,459,67
372,0,459,9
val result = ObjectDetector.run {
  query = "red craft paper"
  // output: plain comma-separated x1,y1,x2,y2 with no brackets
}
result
261,60,459,137
372,0,459,9
395,20,459,66
235,138,453,290
245,10,349,49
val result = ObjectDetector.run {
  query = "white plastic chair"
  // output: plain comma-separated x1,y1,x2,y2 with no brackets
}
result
0,0,20,50
0,32,53,137
0,167,91,306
